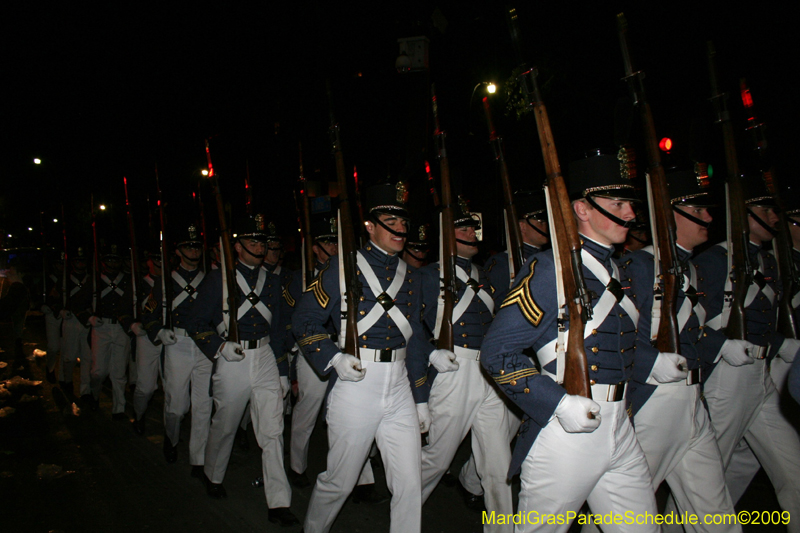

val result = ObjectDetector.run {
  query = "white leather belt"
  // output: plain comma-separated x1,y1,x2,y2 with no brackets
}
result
241,336,271,350
751,345,769,360
453,346,480,361
591,382,627,402
358,347,407,363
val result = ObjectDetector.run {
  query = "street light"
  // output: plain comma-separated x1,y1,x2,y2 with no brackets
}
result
201,169,209,176
99,205,106,211
33,158,41,165
487,83,497,94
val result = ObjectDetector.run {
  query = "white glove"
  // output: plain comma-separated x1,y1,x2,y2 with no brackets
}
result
554,394,601,433
41,305,52,315
646,352,689,385
130,322,147,337
88,316,104,328
280,376,290,398
219,341,245,362
718,339,755,367
416,402,431,433
58,309,72,319
429,349,459,373
156,328,178,346
331,352,366,382
778,339,800,363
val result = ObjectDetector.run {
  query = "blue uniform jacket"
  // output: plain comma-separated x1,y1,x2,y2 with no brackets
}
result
484,243,542,307
140,266,204,343
291,242,431,403
188,261,287,375
480,237,638,476
623,247,727,415
72,270,134,330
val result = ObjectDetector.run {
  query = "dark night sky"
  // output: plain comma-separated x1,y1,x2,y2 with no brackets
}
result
4,2,796,251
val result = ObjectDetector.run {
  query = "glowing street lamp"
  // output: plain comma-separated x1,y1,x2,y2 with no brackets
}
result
201,169,209,176
486,83,497,94
33,158,41,165
99,205,107,211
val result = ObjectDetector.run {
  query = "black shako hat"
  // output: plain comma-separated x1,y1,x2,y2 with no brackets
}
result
406,221,431,250
568,150,639,202
515,190,547,220
668,163,714,207
232,214,270,242
453,196,481,229
175,223,204,248
365,182,410,220
310,213,338,243
743,176,777,208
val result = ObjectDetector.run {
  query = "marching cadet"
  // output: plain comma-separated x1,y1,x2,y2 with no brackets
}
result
292,182,434,533
188,213,298,527
56,247,91,396
140,225,211,469
72,244,133,418
401,221,431,269
695,179,800,528
484,190,550,306
480,152,658,533
130,250,163,434
418,199,513,532
42,254,63,383
622,167,740,532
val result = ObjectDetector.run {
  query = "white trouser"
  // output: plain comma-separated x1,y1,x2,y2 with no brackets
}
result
421,358,512,533
90,322,131,414
59,315,90,388
44,312,62,373
304,359,421,533
461,400,521,496
204,344,291,508
704,358,800,532
290,353,329,474
634,383,739,533
517,399,657,533
163,334,213,466
133,335,162,420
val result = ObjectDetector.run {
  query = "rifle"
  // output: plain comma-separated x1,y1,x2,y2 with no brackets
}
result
155,166,174,331
245,161,253,215
298,142,315,291
40,211,47,306
431,84,457,352
508,6,593,398
740,79,797,338
618,13,681,354
91,195,102,317
327,81,361,359
482,95,524,285
196,185,210,273
205,139,240,345
61,204,68,310
708,42,750,341
424,160,441,207
123,176,142,322
353,164,367,246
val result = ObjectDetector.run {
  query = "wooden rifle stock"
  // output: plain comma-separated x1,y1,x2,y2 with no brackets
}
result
123,176,142,322
708,42,749,341
618,13,681,354
205,139,239,344
431,84,457,352
298,142,316,290
327,82,361,358
155,166,174,330
91,195,102,317
482,96,524,281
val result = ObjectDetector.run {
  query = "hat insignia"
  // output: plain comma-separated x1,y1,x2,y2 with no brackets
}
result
330,216,338,235
255,214,265,231
396,181,409,204
418,225,427,241
458,196,470,214
188,224,198,240
617,146,637,180
694,162,711,190
268,221,276,235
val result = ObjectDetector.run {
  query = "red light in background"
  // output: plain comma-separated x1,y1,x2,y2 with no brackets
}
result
659,137,672,152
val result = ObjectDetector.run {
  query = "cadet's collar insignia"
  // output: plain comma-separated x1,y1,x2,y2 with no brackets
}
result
694,162,711,190
188,224,198,240
330,217,338,235
418,225,427,241
255,214,265,231
617,146,636,181
500,260,544,327
396,181,409,204
304,261,330,308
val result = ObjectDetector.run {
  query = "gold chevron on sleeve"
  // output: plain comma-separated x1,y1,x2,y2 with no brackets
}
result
282,285,296,307
304,262,330,308
493,367,539,385
192,331,214,341
298,334,329,347
415,375,427,388
275,353,288,364
499,260,544,326
143,294,158,314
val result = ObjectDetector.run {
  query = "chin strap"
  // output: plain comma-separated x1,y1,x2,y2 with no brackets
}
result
314,240,331,260
747,208,778,236
585,195,637,229
176,248,202,265
524,217,549,238
673,205,711,229
371,215,409,237
627,231,649,245
404,248,428,262
241,244,265,260
456,238,479,247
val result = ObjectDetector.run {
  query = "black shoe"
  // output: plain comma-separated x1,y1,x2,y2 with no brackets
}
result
287,469,311,489
46,370,57,384
235,426,249,451
351,484,390,505
268,507,299,527
191,465,205,480
205,475,227,498
441,470,457,487
163,438,178,464
132,417,145,435
111,412,127,421
456,480,486,512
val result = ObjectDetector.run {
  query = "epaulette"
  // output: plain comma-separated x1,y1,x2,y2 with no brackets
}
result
500,261,544,327
282,285,296,307
304,262,330,308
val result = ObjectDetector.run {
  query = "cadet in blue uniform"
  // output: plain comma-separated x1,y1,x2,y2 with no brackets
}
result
42,255,63,383
55,247,91,396
188,213,297,527
73,244,134,418
292,183,434,533
480,152,658,533
418,199,513,532
623,167,739,531
141,225,211,469
695,180,800,528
